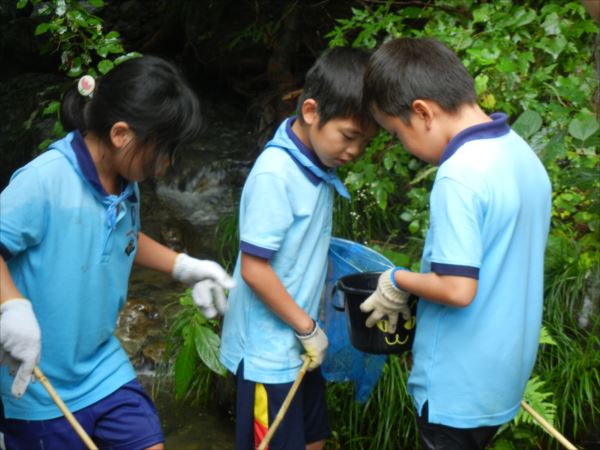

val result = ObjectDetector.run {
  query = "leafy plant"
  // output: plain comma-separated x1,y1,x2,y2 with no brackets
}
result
16,0,140,149
213,214,240,272
326,354,418,450
155,291,227,404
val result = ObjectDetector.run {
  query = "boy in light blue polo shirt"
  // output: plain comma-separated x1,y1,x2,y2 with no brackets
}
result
361,38,551,450
220,47,376,449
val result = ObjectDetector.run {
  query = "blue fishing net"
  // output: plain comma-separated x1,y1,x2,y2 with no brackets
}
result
318,237,393,402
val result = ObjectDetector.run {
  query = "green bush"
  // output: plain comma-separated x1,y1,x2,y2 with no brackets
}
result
16,0,140,150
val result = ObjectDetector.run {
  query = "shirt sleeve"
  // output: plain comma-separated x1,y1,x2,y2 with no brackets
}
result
239,172,293,259
428,176,483,279
0,166,48,260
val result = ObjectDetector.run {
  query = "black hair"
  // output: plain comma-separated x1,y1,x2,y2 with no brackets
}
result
364,37,477,122
61,55,202,167
296,46,374,129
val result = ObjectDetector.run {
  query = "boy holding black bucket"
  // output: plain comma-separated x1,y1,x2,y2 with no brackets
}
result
219,47,377,450
360,37,552,450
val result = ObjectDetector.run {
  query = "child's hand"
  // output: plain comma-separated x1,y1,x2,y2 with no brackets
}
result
171,253,236,318
295,321,328,370
0,299,41,398
360,268,411,333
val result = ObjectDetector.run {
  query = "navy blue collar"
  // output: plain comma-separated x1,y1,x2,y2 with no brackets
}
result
439,113,510,165
285,118,328,185
71,130,137,202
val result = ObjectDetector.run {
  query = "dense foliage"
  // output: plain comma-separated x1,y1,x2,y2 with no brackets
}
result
16,0,140,150
326,1,599,448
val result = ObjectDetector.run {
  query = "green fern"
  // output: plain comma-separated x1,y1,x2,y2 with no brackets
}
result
515,376,557,428
539,325,558,346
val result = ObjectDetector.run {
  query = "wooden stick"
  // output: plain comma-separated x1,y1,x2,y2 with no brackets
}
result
521,400,577,450
257,357,311,450
33,367,98,450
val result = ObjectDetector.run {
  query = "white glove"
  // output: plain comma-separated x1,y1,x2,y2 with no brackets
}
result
295,320,328,371
0,299,41,398
172,253,236,319
359,268,411,333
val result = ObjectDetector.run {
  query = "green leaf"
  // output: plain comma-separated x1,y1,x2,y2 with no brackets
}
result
409,219,420,234
105,31,120,40
409,166,437,185
96,45,110,58
539,326,557,346
174,334,197,400
88,0,104,7
542,12,560,35
38,138,54,151
474,74,489,96
472,4,492,24
513,8,536,27
97,59,114,74
540,131,566,163
512,111,542,139
481,93,496,110
537,35,567,59
52,120,65,138
193,324,227,376
35,23,51,35
56,1,67,16
400,211,413,222
568,113,599,142
114,52,143,65
497,57,517,73
16,0,28,9
383,152,395,171
67,56,82,77
373,184,388,210
488,439,517,450
42,101,60,115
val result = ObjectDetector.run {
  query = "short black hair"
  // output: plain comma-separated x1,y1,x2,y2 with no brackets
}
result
61,55,202,163
364,37,477,122
296,46,374,129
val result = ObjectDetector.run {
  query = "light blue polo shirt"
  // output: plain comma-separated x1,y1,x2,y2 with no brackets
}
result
407,113,552,428
0,131,138,419
220,118,349,384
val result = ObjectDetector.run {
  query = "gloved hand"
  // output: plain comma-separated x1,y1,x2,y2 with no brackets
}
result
171,253,236,319
360,268,411,333
295,320,328,371
0,299,41,397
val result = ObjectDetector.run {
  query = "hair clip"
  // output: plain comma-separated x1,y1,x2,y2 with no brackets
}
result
77,75,96,98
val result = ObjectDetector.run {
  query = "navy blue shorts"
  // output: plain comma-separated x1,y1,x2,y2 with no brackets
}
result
0,379,164,450
416,402,500,450
235,361,330,449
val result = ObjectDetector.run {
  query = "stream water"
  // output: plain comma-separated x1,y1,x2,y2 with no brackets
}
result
115,104,261,449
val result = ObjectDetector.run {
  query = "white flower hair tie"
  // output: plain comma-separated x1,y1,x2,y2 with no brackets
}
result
77,75,96,98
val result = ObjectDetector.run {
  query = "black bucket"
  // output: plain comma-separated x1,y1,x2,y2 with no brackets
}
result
334,272,417,355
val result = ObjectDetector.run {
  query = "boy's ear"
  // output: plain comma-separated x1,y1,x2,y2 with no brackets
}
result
411,100,434,129
300,99,319,126
110,121,134,149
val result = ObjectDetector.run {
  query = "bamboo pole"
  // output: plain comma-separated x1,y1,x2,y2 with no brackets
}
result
257,357,311,450
521,400,577,450
33,366,98,450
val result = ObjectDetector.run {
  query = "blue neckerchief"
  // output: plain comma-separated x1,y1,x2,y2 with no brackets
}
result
263,118,351,200
51,131,137,230
103,184,136,230
279,145,351,200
